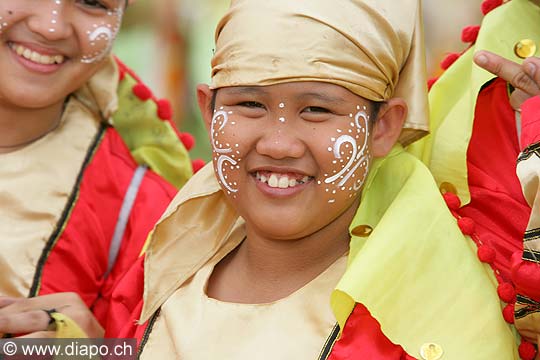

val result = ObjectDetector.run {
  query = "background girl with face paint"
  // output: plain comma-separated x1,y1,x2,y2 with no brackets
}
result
0,0,197,336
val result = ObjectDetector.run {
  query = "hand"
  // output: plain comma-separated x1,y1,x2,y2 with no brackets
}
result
474,50,540,111
0,293,103,338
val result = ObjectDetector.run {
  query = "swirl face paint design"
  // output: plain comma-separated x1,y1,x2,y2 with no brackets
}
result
211,108,242,195
81,7,123,64
323,106,370,204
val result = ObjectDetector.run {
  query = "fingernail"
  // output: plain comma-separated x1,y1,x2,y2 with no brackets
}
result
526,62,536,76
475,54,488,66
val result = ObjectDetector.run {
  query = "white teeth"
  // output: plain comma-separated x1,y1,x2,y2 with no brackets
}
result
256,171,310,189
278,176,289,189
11,43,65,65
268,174,279,188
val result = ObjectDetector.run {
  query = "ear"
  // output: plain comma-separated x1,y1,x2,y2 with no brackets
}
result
370,98,408,158
196,84,214,132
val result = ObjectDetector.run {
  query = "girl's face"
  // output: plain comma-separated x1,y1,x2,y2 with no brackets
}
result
202,81,378,240
0,0,124,110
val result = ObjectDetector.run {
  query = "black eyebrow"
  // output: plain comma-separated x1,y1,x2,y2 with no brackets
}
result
296,92,346,105
224,87,270,96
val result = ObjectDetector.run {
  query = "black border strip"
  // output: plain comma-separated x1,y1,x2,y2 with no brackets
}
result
137,308,161,359
317,323,340,360
518,142,540,163
524,227,540,242
28,124,107,297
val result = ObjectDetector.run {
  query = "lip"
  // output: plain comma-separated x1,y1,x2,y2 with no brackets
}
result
7,41,67,74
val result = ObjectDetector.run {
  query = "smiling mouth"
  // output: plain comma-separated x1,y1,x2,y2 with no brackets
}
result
8,42,65,65
254,171,314,189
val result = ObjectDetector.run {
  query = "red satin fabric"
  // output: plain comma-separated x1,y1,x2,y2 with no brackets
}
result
328,303,415,360
520,95,540,150
38,128,177,331
460,78,530,281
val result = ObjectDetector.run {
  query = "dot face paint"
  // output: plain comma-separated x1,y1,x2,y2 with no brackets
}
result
211,108,242,196
323,106,370,204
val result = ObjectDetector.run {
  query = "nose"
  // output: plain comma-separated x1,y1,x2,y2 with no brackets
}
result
255,126,306,160
26,3,73,41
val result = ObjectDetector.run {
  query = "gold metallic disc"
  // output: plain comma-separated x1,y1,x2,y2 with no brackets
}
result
514,39,537,59
420,343,444,360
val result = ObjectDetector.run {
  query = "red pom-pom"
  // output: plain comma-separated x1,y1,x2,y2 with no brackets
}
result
511,259,540,301
192,159,205,173
427,77,438,91
180,132,195,151
518,341,537,360
132,83,153,101
497,282,516,303
502,303,515,324
156,99,173,120
461,25,480,43
443,192,461,211
477,245,496,264
457,217,475,235
481,0,503,15
440,53,460,70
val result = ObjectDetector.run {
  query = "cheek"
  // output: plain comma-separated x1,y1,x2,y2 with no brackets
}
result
210,108,245,197
0,4,19,34
79,8,123,64
319,108,371,204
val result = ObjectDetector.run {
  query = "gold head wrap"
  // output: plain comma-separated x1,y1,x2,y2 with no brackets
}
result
211,0,429,146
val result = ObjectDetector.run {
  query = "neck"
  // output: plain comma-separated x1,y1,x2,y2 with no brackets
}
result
0,99,66,154
210,198,358,304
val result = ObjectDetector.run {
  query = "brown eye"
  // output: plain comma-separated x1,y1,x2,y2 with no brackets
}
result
77,0,108,10
303,106,330,113
239,101,265,109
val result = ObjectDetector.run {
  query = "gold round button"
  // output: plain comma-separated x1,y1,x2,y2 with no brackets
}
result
514,39,537,59
439,182,457,195
420,343,444,360
351,225,373,237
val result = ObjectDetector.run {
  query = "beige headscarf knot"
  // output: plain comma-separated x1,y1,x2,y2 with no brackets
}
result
211,0,429,145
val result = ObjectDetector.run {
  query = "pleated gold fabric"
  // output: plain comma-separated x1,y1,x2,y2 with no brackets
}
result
211,0,429,145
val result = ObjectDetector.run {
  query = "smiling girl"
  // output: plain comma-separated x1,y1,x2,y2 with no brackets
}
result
0,0,193,333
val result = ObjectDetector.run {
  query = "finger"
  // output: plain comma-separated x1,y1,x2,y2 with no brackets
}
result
0,293,77,316
0,310,51,334
509,89,532,111
523,57,540,87
18,330,56,339
474,50,540,95
0,297,19,309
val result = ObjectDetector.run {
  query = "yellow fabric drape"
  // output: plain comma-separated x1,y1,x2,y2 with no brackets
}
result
408,0,540,204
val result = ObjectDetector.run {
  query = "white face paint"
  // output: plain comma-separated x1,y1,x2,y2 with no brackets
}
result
81,6,123,64
323,105,371,204
211,108,242,196
48,0,61,33
0,16,8,34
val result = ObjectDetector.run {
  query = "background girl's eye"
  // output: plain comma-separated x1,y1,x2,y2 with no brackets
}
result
78,0,108,9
